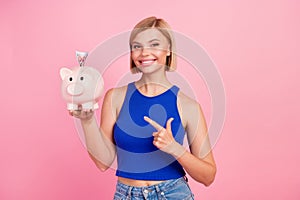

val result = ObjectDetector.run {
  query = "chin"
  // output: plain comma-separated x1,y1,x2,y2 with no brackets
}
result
137,63,164,72
138,66,162,74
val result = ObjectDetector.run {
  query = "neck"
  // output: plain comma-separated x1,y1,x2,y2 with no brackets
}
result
136,71,172,96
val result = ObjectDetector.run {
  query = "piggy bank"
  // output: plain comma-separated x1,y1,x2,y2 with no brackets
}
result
59,66,104,111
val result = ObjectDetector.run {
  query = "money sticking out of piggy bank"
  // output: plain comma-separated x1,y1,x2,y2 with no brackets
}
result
60,51,104,111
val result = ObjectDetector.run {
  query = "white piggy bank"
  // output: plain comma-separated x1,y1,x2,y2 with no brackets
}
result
60,66,104,111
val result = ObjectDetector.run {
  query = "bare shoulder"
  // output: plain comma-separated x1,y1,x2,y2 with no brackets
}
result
177,91,206,127
177,91,200,111
105,85,127,98
103,85,128,113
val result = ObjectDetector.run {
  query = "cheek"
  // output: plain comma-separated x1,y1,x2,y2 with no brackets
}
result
156,50,169,61
131,51,139,61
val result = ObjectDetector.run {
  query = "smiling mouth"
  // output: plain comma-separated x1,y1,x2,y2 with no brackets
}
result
139,59,157,66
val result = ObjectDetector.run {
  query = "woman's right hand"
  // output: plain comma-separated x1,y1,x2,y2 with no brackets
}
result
69,105,94,121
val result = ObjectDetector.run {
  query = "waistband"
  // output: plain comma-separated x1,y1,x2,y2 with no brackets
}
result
115,176,188,197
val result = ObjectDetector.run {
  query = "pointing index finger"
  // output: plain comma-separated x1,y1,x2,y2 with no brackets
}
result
144,116,164,131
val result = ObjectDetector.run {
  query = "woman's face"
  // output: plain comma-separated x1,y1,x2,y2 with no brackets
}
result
131,28,170,74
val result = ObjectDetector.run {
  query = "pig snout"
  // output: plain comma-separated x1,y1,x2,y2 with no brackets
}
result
67,84,84,96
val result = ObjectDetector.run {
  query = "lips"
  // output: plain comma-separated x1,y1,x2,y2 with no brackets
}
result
139,59,157,66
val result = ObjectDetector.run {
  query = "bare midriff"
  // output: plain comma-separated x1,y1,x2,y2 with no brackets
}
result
118,177,165,187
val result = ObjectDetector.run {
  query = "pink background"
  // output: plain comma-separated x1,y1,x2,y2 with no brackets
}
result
1,0,299,199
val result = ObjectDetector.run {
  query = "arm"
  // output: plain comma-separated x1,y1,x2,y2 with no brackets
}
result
174,97,216,186
71,88,117,171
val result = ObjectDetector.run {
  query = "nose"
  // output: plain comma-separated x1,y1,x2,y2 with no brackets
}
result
141,47,151,56
67,83,84,96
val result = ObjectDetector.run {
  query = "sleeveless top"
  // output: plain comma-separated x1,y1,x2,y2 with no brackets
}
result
113,82,186,180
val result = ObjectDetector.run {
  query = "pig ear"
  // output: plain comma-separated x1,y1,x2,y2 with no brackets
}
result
60,67,72,80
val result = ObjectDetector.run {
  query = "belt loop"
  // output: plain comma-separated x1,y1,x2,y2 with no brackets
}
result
155,185,160,193
184,175,189,182
156,184,166,199
126,186,132,199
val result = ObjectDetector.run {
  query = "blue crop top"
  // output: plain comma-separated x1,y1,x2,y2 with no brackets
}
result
113,82,186,180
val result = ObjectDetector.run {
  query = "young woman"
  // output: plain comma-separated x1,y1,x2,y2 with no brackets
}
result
70,16,216,200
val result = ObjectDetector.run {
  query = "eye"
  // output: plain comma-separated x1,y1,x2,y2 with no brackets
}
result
69,77,73,82
150,43,159,47
80,76,84,81
132,44,142,49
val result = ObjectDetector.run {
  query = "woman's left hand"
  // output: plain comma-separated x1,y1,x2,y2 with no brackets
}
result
144,116,180,155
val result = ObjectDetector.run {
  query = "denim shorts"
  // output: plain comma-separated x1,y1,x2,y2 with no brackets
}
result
113,176,194,200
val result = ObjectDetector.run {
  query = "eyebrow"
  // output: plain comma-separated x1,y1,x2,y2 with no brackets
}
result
148,39,160,43
131,39,161,44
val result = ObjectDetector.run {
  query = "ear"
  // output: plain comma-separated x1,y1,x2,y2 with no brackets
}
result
167,44,171,56
60,67,72,80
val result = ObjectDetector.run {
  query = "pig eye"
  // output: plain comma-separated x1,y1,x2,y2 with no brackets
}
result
80,76,84,81
69,77,73,81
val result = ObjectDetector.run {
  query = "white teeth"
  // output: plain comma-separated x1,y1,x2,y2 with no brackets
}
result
140,60,156,65
142,60,154,64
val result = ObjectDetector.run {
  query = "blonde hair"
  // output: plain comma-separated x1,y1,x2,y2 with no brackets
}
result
129,16,177,73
